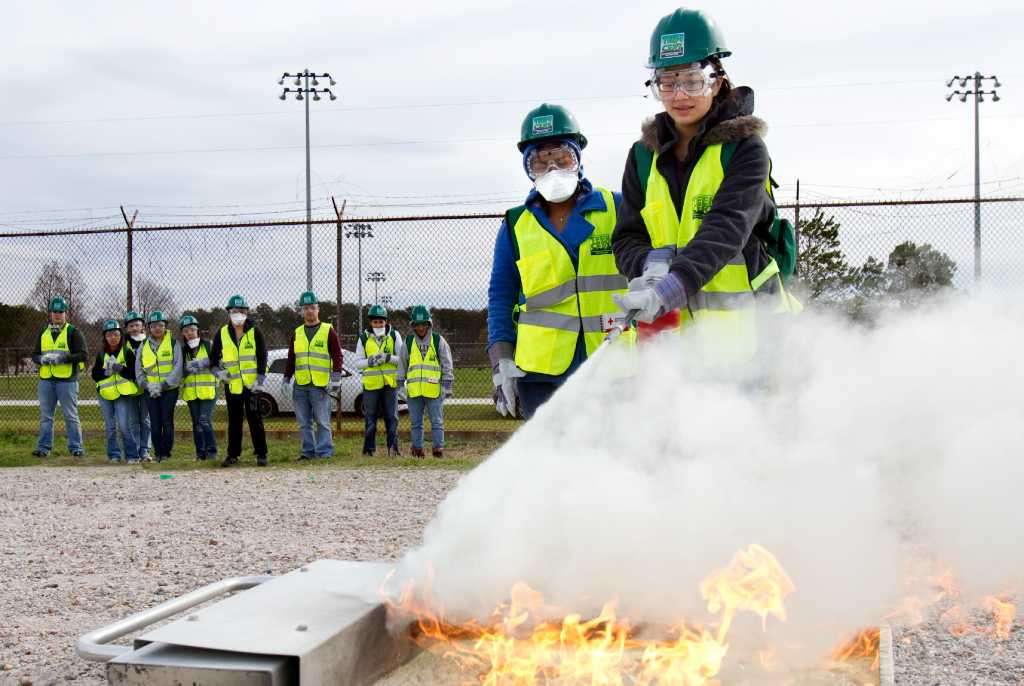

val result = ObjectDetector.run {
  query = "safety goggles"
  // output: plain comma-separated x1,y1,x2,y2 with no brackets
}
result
646,64,721,99
525,142,580,180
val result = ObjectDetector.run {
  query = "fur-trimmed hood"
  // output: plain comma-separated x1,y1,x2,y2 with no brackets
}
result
640,86,767,152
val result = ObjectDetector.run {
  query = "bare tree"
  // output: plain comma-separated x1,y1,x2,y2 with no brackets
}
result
98,277,179,321
26,260,90,322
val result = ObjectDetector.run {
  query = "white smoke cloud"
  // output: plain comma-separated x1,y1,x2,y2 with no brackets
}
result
391,292,1024,661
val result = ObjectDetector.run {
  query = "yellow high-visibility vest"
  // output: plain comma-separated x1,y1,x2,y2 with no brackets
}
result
39,325,73,380
181,343,216,402
405,333,441,399
293,323,333,388
140,336,174,387
512,187,627,375
361,332,397,390
218,326,258,395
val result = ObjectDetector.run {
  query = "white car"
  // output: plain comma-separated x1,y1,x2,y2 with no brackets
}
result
255,348,407,418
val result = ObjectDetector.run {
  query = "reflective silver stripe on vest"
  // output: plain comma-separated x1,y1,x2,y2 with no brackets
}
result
362,369,389,377
238,355,257,362
524,274,628,309
518,311,606,333
408,363,441,373
188,381,218,388
297,351,332,362
689,291,756,312
755,274,782,295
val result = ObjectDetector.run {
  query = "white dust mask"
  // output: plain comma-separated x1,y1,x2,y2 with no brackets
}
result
373,326,386,336
131,333,146,342
230,313,247,326
187,338,200,349
534,169,578,203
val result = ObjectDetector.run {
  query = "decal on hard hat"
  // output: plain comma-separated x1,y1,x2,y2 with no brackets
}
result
660,33,686,60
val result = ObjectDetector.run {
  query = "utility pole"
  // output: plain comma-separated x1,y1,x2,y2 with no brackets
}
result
120,206,138,311
366,271,386,306
345,223,373,332
793,179,800,277
278,69,337,291
946,72,1002,282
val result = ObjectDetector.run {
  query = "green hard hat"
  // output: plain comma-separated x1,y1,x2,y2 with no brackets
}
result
124,310,143,325
410,305,432,325
147,311,167,325
102,319,121,333
646,8,731,70
47,296,68,313
179,314,199,328
367,304,389,320
299,291,318,307
226,294,249,310
517,103,588,152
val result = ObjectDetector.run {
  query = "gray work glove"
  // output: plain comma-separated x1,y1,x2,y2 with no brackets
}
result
283,376,294,392
442,380,454,399
492,358,525,418
106,359,124,375
639,247,675,287
148,384,162,399
613,272,687,324
251,374,267,393
367,352,390,367
327,372,343,394
185,359,201,374
214,368,230,383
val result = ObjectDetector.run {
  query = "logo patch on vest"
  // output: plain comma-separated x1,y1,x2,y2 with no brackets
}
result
531,115,554,136
692,194,714,221
589,232,613,256
660,32,685,59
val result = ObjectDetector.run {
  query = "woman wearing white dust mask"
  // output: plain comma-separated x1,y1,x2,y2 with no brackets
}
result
134,310,182,463
612,9,799,362
487,104,628,420
120,310,152,461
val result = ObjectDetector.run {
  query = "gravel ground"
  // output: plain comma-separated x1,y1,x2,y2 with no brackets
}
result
0,466,463,686
2,468,1021,686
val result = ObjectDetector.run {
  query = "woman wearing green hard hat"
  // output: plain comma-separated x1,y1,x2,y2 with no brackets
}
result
121,310,152,461
90,319,140,463
487,104,627,420
133,310,183,462
179,314,218,461
612,9,797,361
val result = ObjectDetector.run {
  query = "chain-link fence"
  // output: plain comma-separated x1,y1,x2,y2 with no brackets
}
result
1,197,1022,441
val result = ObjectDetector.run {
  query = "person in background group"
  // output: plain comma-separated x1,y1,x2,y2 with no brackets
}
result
91,319,140,463
32,296,88,458
210,295,269,467
179,314,218,461
120,310,152,461
397,305,454,458
135,311,182,462
353,304,404,458
283,291,344,461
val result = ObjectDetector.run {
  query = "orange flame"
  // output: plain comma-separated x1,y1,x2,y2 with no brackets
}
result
831,628,881,670
384,545,795,685
983,596,1015,641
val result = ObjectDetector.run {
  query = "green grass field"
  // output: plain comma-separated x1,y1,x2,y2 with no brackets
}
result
0,429,499,470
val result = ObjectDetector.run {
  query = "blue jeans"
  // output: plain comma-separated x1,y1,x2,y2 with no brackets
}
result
362,387,398,454
407,395,444,449
128,394,151,457
98,397,139,461
293,384,333,457
146,388,179,458
518,379,565,420
36,379,82,454
187,399,218,458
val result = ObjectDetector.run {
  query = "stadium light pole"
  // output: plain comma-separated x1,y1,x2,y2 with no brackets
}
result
345,223,373,331
946,72,1002,282
278,69,337,291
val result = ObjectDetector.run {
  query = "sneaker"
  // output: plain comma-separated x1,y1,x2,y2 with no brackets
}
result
432,448,444,458
31,449,48,458
362,451,375,457
143,455,154,463
108,457,121,464
220,457,239,468
256,456,268,467
297,455,314,461
71,451,84,458
387,447,401,458
411,447,425,458
126,459,140,465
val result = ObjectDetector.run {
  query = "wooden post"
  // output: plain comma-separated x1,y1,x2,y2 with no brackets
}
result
331,197,347,435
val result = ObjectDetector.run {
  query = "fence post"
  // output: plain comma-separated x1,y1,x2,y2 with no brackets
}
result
120,206,138,311
331,197,347,436
793,179,801,277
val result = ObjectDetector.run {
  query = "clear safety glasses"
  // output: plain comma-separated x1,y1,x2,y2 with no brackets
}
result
525,143,580,180
646,64,721,100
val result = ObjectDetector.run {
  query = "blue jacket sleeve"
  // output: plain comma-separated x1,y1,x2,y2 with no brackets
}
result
486,218,520,355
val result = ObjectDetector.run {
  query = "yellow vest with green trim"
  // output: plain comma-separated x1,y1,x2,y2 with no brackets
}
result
406,334,441,399
141,336,174,387
361,332,397,390
219,326,258,395
96,347,138,400
293,323,333,388
181,343,216,401
512,187,627,375
640,145,794,360
39,325,73,380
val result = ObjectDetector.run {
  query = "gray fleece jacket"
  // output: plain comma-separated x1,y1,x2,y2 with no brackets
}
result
134,336,184,391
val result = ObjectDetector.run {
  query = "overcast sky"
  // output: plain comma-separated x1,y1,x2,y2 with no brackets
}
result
0,1,1021,310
